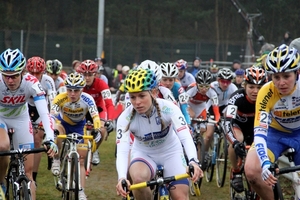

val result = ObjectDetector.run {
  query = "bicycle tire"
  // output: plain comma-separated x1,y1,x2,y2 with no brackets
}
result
67,153,80,200
19,180,31,200
196,134,206,170
5,163,18,200
61,156,69,200
273,181,284,200
216,132,228,187
205,142,214,182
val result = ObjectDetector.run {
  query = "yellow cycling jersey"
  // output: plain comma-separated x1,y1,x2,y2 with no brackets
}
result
51,92,101,129
254,81,300,133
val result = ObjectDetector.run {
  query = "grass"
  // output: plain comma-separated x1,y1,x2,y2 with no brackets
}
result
35,131,294,199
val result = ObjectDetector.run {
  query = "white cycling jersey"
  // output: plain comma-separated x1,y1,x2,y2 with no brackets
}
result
116,98,197,180
210,81,238,107
28,74,56,108
54,76,67,94
0,73,54,149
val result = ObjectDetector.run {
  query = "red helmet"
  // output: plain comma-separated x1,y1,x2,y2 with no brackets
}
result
26,56,46,73
76,59,98,73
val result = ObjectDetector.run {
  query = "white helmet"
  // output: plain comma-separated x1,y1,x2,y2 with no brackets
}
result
160,62,178,78
137,60,162,81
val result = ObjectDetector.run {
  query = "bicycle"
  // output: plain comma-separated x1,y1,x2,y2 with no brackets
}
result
83,121,97,178
121,165,197,200
54,132,93,200
270,148,300,200
205,116,228,188
229,144,260,200
1,128,47,200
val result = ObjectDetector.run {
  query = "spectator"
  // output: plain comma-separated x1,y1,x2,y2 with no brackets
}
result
233,69,245,89
281,31,292,46
257,43,275,66
111,64,123,93
187,56,202,76
95,57,114,87
231,59,242,72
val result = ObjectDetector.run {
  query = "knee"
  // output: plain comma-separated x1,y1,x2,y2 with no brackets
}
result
245,161,261,181
129,172,149,184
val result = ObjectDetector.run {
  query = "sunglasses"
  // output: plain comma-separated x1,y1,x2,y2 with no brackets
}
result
2,73,21,80
220,79,231,84
197,84,210,89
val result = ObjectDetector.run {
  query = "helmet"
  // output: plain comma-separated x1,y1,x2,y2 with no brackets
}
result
0,48,26,73
244,65,268,85
175,59,188,70
265,44,300,74
217,68,234,80
195,69,212,84
26,56,46,73
124,68,157,92
160,62,178,78
137,60,162,81
289,38,300,52
210,64,218,70
46,59,63,74
76,59,98,73
235,69,245,76
64,73,86,89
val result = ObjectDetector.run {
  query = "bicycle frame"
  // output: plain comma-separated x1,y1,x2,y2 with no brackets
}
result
56,133,93,199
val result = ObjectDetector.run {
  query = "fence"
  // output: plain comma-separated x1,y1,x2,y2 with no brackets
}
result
0,29,264,70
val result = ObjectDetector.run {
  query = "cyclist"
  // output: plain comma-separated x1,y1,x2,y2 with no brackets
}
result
76,59,121,165
46,59,67,94
0,49,57,200
50,72,102,200
115,68,203,200
224,65,267,193
244,44,300,199
186,69,220,133
160,62,191,126
175,59,195,90
203,68,237,169
26,56,57,183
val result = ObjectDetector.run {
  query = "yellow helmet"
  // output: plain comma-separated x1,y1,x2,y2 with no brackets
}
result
124,68,157,92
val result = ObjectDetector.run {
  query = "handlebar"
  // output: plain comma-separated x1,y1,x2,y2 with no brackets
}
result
191,117,218,124
121,164,194,191
0,147,46,156
57,133,94,140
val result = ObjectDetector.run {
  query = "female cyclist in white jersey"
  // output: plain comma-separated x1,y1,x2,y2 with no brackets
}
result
115,69,202,200
0,49,57,200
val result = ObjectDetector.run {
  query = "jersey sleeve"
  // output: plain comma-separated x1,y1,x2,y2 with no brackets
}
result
115,109,132,180
254,83,272,168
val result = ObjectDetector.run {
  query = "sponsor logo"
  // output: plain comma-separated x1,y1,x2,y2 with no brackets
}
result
255,143,268,161
273,108,300,117
0,95,26,104
25,75,38,83
258,89,273,111
81,95,94,106
228,92,244,105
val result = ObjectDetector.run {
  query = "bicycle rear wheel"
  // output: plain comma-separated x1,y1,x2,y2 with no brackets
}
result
216,132,228,187
205,142,214,183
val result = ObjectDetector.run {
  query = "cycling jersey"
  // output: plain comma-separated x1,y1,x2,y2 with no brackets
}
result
225,88,256,145
0,73,54,149
51,92,101,130
28,74,56,124
83,77,119,120
116,98,198,180
168,82,191,125
54,76,66,94
254,81,300,167
210,81,238,108
186,82,220,122
178,71,195,90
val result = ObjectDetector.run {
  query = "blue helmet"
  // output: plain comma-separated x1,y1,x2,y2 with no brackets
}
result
0,49,26,73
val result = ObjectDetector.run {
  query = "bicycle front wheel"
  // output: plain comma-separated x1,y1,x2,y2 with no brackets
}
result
273,181,284,200
216,132,228,187
67,153,80,200
5,167,18,200
19,180,31,200
196,135,206,170
205,142,214,183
